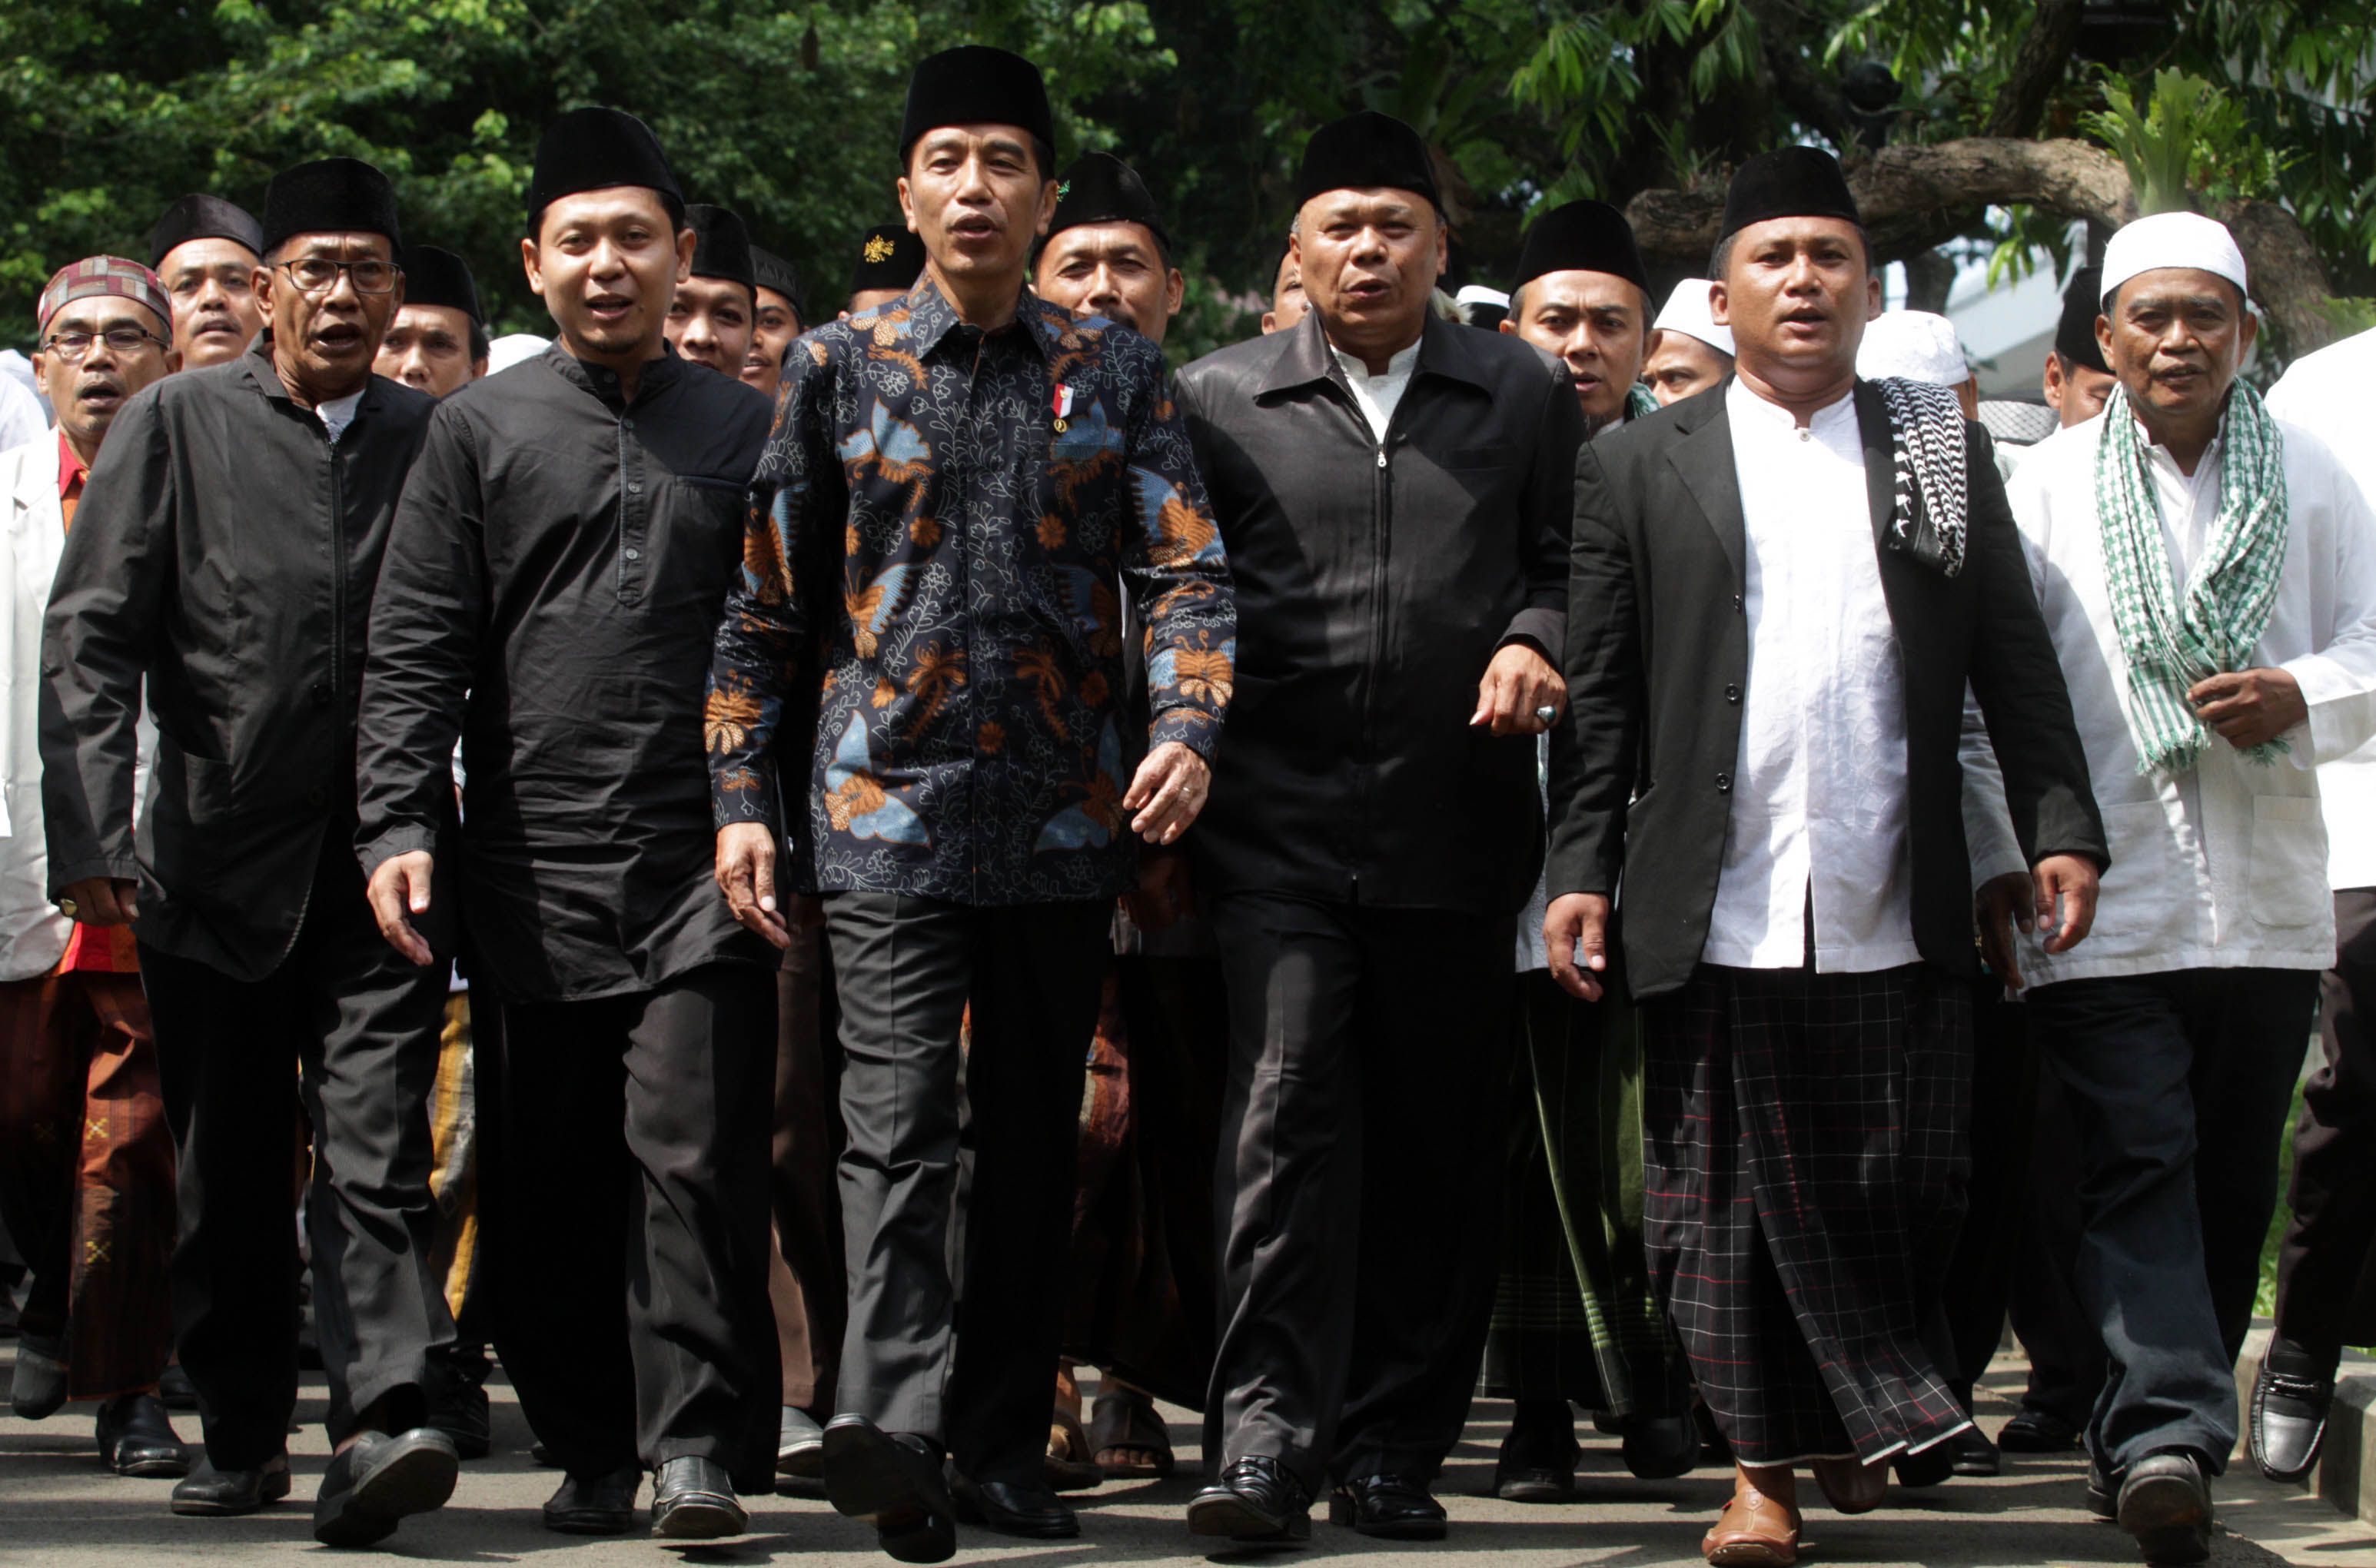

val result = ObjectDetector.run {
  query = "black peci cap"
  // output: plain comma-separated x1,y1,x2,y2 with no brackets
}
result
899,45,1055,169
396,245,484,323
147,194,264,269
1510,199,1650,297
260,157,401,255
1294,110,1438,210
685,204,756,295
1047,151,1169,255
2055,264,2109,374
525,107,684,236
752,246,804,317
1717,145,1861,242
849,224,928,301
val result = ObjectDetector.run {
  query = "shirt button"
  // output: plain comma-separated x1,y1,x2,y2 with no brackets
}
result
623,418,635,430
1715,772,1733,793
1724,683,1741,703
1732,593,1744,613
624,547,642,561
627,482,642,495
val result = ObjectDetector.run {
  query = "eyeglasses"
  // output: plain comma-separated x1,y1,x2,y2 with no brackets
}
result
277,257,400,295
40,327,171,361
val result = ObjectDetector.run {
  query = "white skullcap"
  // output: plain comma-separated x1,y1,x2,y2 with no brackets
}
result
1857,309,1969,387
1454,284,1510,311
486,333,551,374
1651,278,1733,356
2100,211,2248,304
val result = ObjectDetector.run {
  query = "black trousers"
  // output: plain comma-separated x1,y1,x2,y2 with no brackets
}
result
1939,982,2042,1397
826,892,1110,1484
2009,1066,2109,1426
1203,892,1515,1493
2029,967,2318,1475
140,840,454,1469
481,961,779,1490
2275,889,2376,1361
771,917,846,1412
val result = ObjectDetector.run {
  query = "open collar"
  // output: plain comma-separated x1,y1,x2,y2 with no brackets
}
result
1254,309,1494,402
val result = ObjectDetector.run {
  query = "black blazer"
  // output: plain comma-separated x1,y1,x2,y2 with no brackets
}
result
1178,310,1586,913
1544,379,2105,1000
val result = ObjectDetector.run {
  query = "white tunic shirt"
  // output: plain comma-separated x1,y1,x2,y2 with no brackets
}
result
1962,403,2376,983
1703,380,1919,973
2267,328,2376,891
1330,339,1421,443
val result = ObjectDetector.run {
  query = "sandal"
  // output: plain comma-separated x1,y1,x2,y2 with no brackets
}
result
1087,1385,1175,1480
1044,1404,1105,1493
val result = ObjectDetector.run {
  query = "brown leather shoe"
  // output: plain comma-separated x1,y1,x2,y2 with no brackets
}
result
1703,1477,1800,1566
1812,1454,1886,1514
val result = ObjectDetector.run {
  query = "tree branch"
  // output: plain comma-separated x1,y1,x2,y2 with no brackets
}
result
1982,0,2086,140
1742,0,1851,151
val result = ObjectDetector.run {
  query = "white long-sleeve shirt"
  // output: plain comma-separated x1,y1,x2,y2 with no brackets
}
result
1704,380,1918,973
2267,328,2376,890
1962,403,2376,983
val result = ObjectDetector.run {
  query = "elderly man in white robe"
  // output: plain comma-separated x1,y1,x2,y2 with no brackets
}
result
1962,212,2376,1566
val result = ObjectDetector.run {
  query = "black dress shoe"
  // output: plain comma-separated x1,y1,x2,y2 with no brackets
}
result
1893,1440,1956,1489
543,1466,643,1534
1999,1405,2084,1453
98,1392,191,1478
9,1331,68,1420
951,1473,1078,1538
822,1414,956,1563
1329,1474,1447,1541
2117,1450,2211,1564
1494,1403,1579,1502
171,1453,293,1516
425,1346,493,1461
1187,1455,1312,1544
652,1455,746,1540
312,1427,460,1546
157,1364,198,1412
1949,1423,2001,1477
1620,1413,1700,1480
2086,1462,2116,1520
2251,1347,2336,1483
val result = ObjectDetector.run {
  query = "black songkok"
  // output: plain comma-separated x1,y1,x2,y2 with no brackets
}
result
525,107,684,235
1048,152,1169,256
260,157,401,256
1510,199,1650,297
849,224,928,301
397,245,484,324
2055,264,2109,374
685,204,756,295
1294,110,1438,211
899,45,1055,168
752,247,804,316
147,194,263,269
1717,145,1862,241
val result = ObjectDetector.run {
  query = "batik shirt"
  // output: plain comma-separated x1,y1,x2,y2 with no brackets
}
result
706,279,1235,906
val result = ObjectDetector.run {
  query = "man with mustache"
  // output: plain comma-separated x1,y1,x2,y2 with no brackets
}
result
357,108,781,1540
146,194,266,370
1543,147,2105,1567
666,204,759,380
0,257,184,1480
375,246,488,398
708,45,1233,1559
1962,213,2376,1563
1176,110,1582,1546
1501,200,1657,435
43,157,461,1546
1033,153,1184,347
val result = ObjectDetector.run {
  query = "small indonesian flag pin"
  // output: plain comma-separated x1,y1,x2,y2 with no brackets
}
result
1052,383,1075,431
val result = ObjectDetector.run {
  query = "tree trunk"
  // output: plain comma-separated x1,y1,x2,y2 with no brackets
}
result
1623,136,2340,354
1902,249,1957,314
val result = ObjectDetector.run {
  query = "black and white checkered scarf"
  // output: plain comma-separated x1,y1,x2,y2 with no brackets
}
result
1872,376,1969,578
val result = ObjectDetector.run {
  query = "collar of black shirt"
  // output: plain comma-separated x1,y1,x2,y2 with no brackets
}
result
543,338,692,405
1256,308,1493,402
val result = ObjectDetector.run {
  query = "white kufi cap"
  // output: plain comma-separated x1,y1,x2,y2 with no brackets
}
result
2100,211,2248,303
1857,309,1968,387
1651,278,1733,356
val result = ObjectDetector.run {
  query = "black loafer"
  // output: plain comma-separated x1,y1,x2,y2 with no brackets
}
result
312,1427,460,1546
2251,1357,2334,1483
9,1332,68,1420
2086,1460,2116,1520
425,1348,494,1462
1328,1473,1446,1541
822,1414,955,1563
1494,1410,1579,1503
171,1453,293,1516
543,1465,643,1534
1894,1440,1956,1489
951,1473,1078,1538
1621,1414,1700,1480
157,1364,198,1412
2117,1450,2211,1564
98,1392,191,1478
1949,1424,2001,1477
652,1455,746,1540
1999,1406,2084,1453
1187,1454,1312,1544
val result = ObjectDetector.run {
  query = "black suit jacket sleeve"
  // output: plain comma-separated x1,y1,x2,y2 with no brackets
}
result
1544,433,1637,899
1504,374,1589,664
1959,427,2108,872
40,390,171,893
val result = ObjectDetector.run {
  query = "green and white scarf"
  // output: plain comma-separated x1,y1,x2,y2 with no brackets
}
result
2094,380,2290,773
1626,381,1659,421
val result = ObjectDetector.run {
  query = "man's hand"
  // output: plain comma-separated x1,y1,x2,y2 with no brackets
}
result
59,876,138,927
1123,848,1195,931
1473,642,1566,736
2190,667,2308,750
365,852,437,967
716,822,791,950
1974,854,2101,992
1125,742,1211,846
1544,892,1613,1002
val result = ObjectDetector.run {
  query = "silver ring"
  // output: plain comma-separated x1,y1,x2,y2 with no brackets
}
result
1534,705,1557,725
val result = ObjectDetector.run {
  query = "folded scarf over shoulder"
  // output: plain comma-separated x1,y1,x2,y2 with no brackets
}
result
1873,375,1970,580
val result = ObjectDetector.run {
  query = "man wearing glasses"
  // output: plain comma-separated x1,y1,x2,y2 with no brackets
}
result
0,257,184,1481
42,158,464,1546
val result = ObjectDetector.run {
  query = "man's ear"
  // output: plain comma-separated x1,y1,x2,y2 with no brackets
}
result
520,237,545,298
1710,282,1730,327
1035,178,1059,238
1165,267,1185,318
673,227,696,286
2238,303,2261,356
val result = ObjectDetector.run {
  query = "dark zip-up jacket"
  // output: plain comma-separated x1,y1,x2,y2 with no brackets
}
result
41,338,435,981
1175,310,1584,913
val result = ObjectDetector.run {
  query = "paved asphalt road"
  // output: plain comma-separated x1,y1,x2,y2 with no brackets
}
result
5,1346,2374,1566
